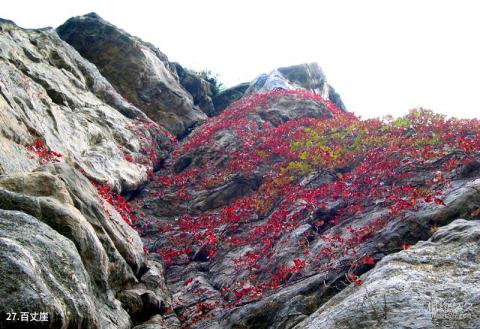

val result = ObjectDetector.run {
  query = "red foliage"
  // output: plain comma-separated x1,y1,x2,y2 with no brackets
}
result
124,153,134,163
135,89,480,324
362,254,376,266
93,183,136,226
26,139,63,164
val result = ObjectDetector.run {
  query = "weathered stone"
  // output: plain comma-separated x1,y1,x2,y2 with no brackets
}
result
38,163,147,278
211,63,347,117
57,13,207,137
192,172,263,212
295,219,480,329
0,18,16,26
245,63,347,112
117,289,164,324
0,161,181,328
0,19,172,192
139,260,173,307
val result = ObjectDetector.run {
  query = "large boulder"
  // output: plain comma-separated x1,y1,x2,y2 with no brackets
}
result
0,19,176,328
0,164,175,328
295,219,480,329
0,19,172,192
57,13,207,137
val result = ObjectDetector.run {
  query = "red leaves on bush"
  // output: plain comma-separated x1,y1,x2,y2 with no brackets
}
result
434,198,446,206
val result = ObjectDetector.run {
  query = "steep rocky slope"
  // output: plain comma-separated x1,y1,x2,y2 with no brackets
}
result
0,19,176,329
1,13,480,329
135,77,480,327
295,218,480,328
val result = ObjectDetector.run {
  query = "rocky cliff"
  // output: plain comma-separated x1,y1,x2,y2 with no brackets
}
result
0,18,176,329
1,13,480,329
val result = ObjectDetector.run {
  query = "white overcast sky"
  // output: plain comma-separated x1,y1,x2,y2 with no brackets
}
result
3,0,480,119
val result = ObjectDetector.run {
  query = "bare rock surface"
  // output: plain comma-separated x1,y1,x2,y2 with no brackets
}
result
57,13,207,137
245,63,347,112
174,63,216,117
0,164,175,328
211,63,346,117
212,82,250,115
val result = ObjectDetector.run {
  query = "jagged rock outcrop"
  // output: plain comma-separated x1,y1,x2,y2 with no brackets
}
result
0,208,122,329
0,19,172,191
0,19,175,328
245,63,347,112
0,164,176,328
295,218,480,329
57,13,207,137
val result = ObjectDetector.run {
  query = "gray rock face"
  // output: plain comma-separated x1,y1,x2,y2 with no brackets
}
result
295,218,480,329
211,82,250,115
245,63,326,95
0,18,16,26
211,63,347,116
0,164,175,328
57,13,207,137
174,63,216,117
0,19,172,192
